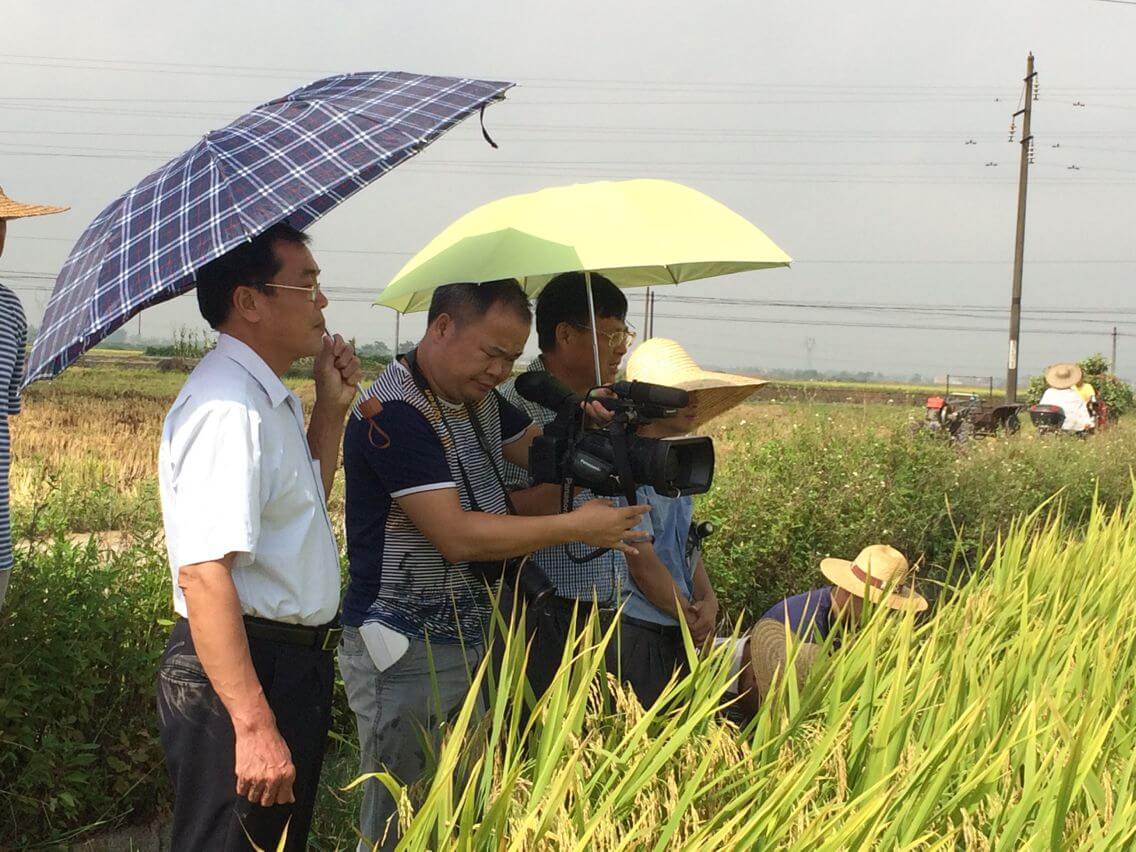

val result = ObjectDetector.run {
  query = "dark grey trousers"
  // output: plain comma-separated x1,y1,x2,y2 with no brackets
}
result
156,617,334,852
618,616,687,708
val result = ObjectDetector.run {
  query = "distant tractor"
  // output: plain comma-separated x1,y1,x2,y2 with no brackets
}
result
920,375,1023,442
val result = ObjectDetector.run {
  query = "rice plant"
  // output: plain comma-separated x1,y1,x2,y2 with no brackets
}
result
369,495,1136,850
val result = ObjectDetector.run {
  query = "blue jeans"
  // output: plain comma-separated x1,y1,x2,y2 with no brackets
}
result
338,627,483,851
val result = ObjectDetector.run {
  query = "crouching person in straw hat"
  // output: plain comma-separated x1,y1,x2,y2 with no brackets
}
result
0,185,69,612
618,338,767,708
1040,363,1094,433
724,544,927,724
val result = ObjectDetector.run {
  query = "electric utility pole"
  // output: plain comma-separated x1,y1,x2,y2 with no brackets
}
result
1006,52,1037,403
1112,326,1118,373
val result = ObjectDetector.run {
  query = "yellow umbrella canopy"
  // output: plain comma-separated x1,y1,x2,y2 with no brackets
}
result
376,178,791,313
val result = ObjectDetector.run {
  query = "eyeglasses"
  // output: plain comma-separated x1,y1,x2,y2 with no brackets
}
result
571,323,637,349
263,280,322,302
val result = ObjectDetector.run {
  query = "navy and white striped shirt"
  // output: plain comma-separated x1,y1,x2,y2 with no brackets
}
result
0,284,27,572
342,359,532,643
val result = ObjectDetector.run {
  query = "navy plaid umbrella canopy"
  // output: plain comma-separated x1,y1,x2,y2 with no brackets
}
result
23,71,513,387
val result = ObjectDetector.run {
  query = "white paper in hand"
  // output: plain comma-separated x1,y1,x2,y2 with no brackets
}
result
359,621,410,672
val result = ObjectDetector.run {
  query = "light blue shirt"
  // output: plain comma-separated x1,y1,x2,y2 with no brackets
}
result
623,486,695,625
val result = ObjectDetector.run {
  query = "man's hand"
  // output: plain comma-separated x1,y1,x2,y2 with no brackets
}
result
233,719,296,807
688,595,719,647
583,388,616,427
569,499,651,555
314,333,362,411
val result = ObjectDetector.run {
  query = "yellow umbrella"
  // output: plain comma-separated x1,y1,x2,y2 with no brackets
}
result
376,178,791,379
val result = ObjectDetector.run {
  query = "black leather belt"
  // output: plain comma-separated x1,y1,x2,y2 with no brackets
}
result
243,615,342,652
621,614,682,636
541,594,616,618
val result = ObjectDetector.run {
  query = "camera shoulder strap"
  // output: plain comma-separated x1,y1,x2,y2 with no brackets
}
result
463,391,520,517
401,349,484,513
607,427,639,507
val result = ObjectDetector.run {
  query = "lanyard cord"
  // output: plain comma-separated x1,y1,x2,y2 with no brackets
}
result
402,350,512,516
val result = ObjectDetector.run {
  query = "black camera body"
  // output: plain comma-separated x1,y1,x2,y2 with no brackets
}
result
467,554,557,608
515,373,715,504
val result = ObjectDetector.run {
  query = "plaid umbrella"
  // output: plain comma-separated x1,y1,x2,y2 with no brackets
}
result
23,70,512,387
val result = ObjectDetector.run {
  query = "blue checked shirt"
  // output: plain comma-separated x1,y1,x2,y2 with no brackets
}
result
500,356,629,606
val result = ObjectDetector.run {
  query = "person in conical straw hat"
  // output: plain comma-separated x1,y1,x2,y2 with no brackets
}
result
1039,362,1094,432
624,337,768,431
1044,362,1082,390
723,544,926,722
0,185,70,226
0,185,69,612
618,338,767,708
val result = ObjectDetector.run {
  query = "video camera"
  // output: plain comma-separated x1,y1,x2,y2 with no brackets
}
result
515,372,715,506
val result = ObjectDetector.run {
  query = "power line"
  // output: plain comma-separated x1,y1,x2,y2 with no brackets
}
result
17,281,1136,324
13,245,1136,265
6,52,1136,96
7,148,1136,187
644,310,1136,337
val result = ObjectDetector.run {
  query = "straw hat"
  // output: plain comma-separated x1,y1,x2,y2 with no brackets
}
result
748,619,823,704
1044,362,1083,390
820,544,927,612
0,185,69,220
625,337,767,427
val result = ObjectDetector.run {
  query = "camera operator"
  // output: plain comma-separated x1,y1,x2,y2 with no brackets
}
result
339,279,648,851
499,271,637,700
618,338,767,708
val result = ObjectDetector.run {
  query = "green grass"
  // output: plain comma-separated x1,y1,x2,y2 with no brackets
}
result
768,378,997,397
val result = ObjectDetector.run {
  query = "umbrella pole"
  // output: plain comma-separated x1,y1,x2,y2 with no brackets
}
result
584,270,603,386
644,287,651,340
394,310,401,357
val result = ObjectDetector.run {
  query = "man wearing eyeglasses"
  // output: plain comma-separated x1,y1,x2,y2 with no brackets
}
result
500,271,636,699
155,221,362,851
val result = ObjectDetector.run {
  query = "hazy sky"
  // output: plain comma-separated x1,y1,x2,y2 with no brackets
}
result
3,0,1135,382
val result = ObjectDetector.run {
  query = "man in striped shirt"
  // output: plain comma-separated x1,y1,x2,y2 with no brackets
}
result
0,186,69,611
340,279,648,850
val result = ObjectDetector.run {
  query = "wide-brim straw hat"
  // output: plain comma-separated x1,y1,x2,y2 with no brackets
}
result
748,618,823,704
1044,362,1083,390
0,185,69,220
625,337,767,427
820,544,928,612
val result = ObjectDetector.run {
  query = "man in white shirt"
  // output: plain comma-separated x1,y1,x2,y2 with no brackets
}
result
156,222,361,851
1039,363,1093,433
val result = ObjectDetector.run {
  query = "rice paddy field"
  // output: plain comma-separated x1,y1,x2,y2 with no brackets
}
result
3,364,1135,849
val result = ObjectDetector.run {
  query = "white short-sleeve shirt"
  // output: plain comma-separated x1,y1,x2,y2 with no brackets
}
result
159,334,340,625
1039,386,1093,432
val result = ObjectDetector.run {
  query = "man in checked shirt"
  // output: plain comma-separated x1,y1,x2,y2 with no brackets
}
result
499,271,635,699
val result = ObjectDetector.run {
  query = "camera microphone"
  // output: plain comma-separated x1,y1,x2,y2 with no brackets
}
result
514,371,580,413
610,380,689,410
